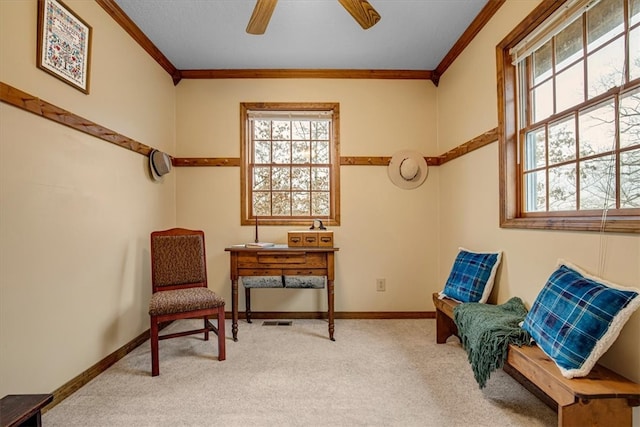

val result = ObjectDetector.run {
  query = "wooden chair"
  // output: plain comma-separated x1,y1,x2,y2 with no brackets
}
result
148,228,226,376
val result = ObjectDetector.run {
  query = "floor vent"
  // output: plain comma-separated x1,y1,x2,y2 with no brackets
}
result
262,321,293,326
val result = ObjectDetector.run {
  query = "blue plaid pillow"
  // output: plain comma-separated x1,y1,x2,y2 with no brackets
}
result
441,248,502,303
522,261,640,378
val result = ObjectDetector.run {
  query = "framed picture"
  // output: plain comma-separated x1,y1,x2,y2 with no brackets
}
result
37,0,92,94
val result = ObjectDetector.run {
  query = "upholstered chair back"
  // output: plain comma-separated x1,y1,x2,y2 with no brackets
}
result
151,232,207,291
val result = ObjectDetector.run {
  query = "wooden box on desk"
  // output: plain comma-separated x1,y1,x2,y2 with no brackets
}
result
288,230,333,247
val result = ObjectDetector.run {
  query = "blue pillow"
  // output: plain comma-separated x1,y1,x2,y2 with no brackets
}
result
522,260,640,378
441,248,502,303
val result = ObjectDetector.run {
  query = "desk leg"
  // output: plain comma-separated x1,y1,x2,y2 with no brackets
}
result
328,279,335,341
245,288,252,323
232,278,239,341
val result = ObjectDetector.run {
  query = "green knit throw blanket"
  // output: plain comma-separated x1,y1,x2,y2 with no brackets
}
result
453,297,531,389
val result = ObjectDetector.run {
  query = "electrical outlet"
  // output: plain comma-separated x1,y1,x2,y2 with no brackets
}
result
376,278,386,292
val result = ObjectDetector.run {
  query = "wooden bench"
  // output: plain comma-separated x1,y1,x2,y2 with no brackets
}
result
0,394,53,427
432,292,640,427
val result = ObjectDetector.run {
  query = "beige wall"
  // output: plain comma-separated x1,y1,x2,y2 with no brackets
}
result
436,2,640,422
0,0,176,396
2,1,638,420
175,79,440,312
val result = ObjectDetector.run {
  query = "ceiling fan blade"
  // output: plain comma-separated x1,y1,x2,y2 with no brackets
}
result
337,0,381,30
246,0,278,35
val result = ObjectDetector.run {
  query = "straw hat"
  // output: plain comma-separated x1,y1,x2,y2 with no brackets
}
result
149,149,172,181
387,150,428,189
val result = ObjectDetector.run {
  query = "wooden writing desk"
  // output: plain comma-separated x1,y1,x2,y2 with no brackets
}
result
225,245,339,341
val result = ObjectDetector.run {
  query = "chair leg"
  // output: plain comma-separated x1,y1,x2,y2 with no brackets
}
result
204,316,210,341
245,287,252,323
150,316,159,377
217,307,226,361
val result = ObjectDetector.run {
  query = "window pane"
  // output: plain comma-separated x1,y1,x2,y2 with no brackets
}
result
272,120,291,140
549,117,576,164
312,141,329,163
292,121,310,140
524,128,546,171
556,19,583,71
587,37,625,98
579,155,616,209
533,40,552,85
253,167,270,190
533,80,553,122
272,167,290,190
272,192,291,216
549,164,577,211
517,63,528,129
524,170,546,212
579,102,616,156
632,0,640,25
587,0,624,52
621,148,640,208
620,88,640,149
254,141,271,163
254,120,271,140
556,61,584,112
312,167,330,191
292,192,311,216
253,192,270,216
291,167,310,190
312,192,330,216
630,27,640,81
292,141,310,163
273,141,290,164
312,121,329,139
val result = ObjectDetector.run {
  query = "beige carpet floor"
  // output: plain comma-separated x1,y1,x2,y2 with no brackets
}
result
43,319,555,426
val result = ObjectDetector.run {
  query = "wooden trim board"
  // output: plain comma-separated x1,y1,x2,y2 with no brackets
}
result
0,82,153,156
1,82,497,168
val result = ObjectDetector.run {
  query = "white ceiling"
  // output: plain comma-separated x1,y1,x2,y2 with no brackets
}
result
112,0,490,71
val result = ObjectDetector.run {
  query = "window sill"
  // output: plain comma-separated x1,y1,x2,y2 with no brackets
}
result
500,216,640,234
241,219,340,227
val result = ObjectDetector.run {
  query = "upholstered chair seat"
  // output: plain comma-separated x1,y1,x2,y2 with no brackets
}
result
149,288,225,316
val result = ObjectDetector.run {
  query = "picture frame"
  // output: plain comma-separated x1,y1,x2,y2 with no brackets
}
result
37,0,92,94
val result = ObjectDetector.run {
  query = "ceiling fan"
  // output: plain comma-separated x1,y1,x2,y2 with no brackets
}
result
246,0,381,35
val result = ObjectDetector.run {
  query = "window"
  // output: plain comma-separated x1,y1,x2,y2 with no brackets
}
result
240,103,340,226
498,0,640,232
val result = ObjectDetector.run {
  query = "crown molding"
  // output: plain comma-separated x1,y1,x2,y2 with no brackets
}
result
180,69,432,80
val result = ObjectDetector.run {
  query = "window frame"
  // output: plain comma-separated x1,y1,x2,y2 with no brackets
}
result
497,0,640,233
240,102,341,226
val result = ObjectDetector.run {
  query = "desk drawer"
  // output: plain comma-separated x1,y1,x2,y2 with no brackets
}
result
318,232,333,247
283,268,326,276
238,268,282,276
257,252,306,264
287,232,305,247
288,231,333,247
